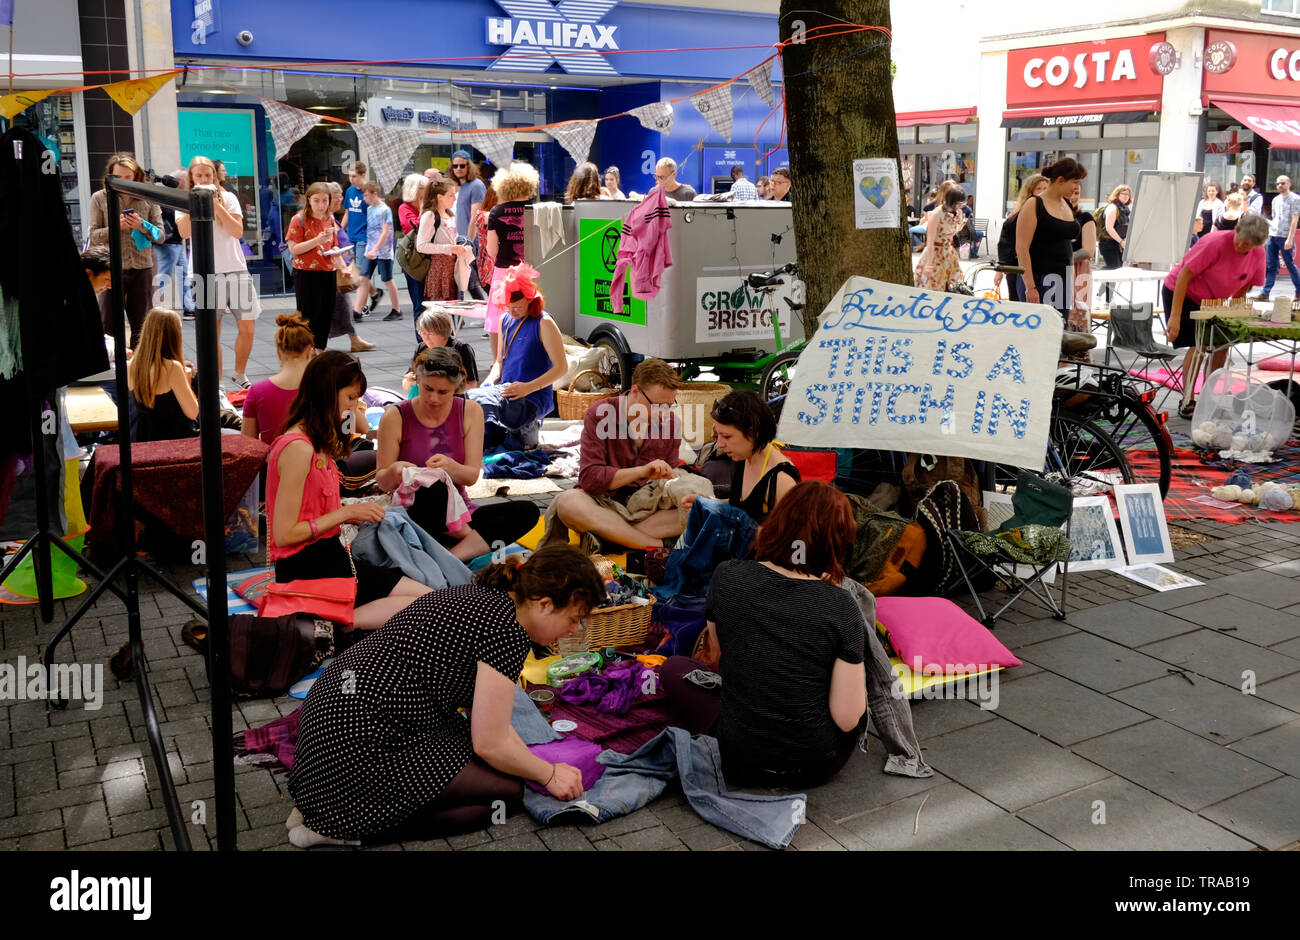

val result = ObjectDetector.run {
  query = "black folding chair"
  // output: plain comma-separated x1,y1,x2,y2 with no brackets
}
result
1104,303,1181,402
946,469,1074,629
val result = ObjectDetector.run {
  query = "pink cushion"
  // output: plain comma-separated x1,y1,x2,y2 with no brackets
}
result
875,596,1022,672
1259,356,1299,372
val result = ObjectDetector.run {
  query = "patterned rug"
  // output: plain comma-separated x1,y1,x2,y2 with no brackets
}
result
1131,437,1300,523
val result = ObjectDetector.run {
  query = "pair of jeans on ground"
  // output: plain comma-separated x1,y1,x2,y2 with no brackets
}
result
650,497,757,601
1263,235,1300,296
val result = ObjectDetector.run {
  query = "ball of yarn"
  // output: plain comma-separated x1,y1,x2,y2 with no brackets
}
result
1260,487,1293,512
1291,489,1300,511
1213,485,1241,501
1209,426,1234,450
1226,469,1253,488
1232,434,1248,451
1191,428,1211,447
1239,487,1259,505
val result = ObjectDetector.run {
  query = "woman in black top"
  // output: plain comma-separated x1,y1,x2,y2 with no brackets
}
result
1016,158,1086,318
995,174,1047,302
126,307,199,443
695,390,800,522
660,481,867,788
482,162,538,381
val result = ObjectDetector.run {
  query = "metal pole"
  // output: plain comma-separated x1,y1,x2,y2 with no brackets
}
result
189,187,236,851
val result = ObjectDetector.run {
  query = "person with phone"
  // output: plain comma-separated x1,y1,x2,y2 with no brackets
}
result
88,153,165,346
286,182,345,351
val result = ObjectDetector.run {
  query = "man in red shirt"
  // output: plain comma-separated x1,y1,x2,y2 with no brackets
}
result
550,359,685,551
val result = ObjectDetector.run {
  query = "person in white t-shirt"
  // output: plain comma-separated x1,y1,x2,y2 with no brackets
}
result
175,155,263,390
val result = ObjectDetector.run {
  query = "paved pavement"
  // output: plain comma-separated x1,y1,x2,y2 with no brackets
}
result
2,287,1299,851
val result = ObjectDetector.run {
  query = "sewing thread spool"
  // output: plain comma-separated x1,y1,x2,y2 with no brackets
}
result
1272,295,1292,324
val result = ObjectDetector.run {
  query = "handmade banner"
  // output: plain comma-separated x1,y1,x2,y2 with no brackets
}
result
747,58,777,109
264,99,321,161
628,101,675,135
352,123,426,192
0,89,56,121
690,85,734,142
456,129,516,170
776,277,1063,470
548,119,599,169
102,70,182,116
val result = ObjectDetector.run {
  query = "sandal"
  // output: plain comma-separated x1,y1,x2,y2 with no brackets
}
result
181,619,209,655
109,641,134,682
1178,401,1196,420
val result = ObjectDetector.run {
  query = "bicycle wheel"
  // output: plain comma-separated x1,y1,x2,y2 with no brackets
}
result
759,348,803,403
1064,392,1172,498
1048,413,1134,495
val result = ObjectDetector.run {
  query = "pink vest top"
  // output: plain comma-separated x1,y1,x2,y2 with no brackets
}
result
266,432,342,561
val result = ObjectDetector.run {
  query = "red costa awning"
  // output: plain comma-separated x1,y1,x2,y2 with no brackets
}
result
896,107,977,127
1000,99,1161,128
1211,98,1300,148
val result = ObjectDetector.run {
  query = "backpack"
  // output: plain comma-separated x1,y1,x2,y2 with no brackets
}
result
396,227,430,281
901,454,987,532
228,613,323,697
1094,203,1114,242
845,494,927,597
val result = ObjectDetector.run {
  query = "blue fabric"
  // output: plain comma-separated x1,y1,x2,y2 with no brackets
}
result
155,242,186,297
521,727,804,850
468,384,543,452
499,315,556,418
350,507,474,590
456,178,486,244
652,594,709,656
365,202,394,259
512,684,562,745
650,497,757,601
1263,235,1300,294
130,219,162,251
482,449,558,479
345,185,368,243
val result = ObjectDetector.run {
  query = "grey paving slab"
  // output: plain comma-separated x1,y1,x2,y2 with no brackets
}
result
1071,721,1281,811
1015,776,1253,851
1167,596,1300,647
991,672,1150,746
1255,672,1300,712
1229,720,1300,778
1199,777,1300,850
802,749,947,822
986,617,1077,651
1130,581,1229,611
1215,570,1300,608
906,697,996,739
1112,675,1298,743
1064,601,1202,647
1273,636,1300,659
920,718,1110,812
1016,632,1174,693
1138,629,1300,687
839,782,1069,851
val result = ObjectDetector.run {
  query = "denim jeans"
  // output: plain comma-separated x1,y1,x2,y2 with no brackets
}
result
1264,235,1300,296
467,385,543,451
521,726,806,849
909,224,928,249
650,497,757,601
154,242,190,313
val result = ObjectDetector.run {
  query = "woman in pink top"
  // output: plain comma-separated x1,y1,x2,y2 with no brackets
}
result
242,313,314,446
268,350,431,632
1164,212,1268,414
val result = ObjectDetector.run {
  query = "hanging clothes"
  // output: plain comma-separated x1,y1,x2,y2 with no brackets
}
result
609,187,672,313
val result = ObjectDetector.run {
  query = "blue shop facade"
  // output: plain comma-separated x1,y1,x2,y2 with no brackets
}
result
171,0,786,290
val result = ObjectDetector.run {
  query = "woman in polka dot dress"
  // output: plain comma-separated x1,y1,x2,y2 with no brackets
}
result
286,545,605,847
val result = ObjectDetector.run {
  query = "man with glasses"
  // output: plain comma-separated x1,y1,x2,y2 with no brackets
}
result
1240,174,1263,215
451,150,486,252
654,157,697,202
1257,175,1300,301
550,359,689,551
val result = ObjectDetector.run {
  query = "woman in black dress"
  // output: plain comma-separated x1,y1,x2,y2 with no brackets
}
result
287,545,605,847
686,391,800,523
1015,158,1087,318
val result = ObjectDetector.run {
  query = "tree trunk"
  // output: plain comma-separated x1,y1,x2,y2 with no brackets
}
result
779,1,912,338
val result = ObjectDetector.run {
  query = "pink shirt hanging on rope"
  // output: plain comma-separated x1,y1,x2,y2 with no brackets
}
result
610,186,673,314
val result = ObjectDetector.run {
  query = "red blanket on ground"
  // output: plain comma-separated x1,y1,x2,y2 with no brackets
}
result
1130,441,1300,523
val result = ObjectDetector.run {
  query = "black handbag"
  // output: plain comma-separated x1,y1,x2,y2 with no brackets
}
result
228,613,327,697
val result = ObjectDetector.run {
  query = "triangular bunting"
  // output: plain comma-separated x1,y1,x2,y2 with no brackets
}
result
263,99,320,162
351,124,426,193
548,120,598,169
102,70,182,116
628,101,674,135
747,58,776,109
690,85,734,142
456,130,516,171
0,89,57,121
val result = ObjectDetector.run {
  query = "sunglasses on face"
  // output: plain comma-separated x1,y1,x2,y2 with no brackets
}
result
452,163,468,169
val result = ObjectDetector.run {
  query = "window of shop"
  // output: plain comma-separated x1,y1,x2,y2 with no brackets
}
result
1005,117,1157,214
13,95,84,244
1202,110,1263,195
899,121,979,216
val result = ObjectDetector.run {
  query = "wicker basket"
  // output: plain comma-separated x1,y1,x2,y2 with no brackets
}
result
556,369,611,421
675,381,732,448
552,597,655,656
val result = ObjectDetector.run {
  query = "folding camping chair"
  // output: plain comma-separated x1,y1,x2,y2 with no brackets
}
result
946,469,1074,630
1104,303,1181,406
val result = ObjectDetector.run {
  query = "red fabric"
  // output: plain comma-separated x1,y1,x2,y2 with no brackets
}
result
547,685,673,755
577,394,682,497
286,212,337,271
265,433,342,562
86,434,269,566
783,449,837,483
398,201,421,235
1137,442,1300,523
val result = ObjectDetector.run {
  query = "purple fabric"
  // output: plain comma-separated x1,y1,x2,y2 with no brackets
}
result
525,738,606,794
555,661,649,716
236,707,302,772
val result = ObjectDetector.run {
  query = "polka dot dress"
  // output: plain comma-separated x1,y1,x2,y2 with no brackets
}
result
288,585,530,841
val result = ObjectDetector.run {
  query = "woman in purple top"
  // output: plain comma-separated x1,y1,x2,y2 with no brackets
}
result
242,313,315,446
377,347,539,560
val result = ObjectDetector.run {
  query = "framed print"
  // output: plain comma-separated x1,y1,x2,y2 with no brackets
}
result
1114,483,1174,565
1065,496,1127,572
1117,564,1202,593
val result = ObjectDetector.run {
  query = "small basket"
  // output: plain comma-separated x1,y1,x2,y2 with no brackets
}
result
556,369,610,421
675,381,732,449
552,597,655,656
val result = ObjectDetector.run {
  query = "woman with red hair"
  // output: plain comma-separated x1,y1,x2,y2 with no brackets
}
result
467,263,567,450
661,480,868,788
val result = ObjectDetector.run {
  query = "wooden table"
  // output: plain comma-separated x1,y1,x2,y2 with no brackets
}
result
64,386,118,434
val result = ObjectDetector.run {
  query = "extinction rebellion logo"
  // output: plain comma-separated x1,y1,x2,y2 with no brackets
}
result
486,0,621,76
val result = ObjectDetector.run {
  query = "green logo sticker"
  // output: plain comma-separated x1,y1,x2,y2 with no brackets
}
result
579,218,647,326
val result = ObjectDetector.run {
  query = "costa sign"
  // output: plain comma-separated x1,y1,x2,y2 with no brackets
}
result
1007,34,1166,108
1204,29,1300,100
1269,47,1300,81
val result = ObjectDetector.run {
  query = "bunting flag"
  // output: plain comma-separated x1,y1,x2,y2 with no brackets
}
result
264,99,321,162
351,123,426,192
456,130,516,171
0,0,13,27
101,70,182,116
628,101,674,135
690,85,734,142
547,120,598,169
0,89,57,121
747,58,776,109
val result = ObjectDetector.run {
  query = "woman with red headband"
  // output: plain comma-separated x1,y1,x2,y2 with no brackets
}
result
467,263,568,451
